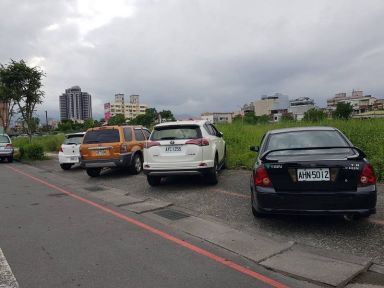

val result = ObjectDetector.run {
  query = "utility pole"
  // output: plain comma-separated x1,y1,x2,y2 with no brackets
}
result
45,110,48,131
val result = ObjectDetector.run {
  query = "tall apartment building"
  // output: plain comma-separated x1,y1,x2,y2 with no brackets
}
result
104,94,148,121
59,86,92,121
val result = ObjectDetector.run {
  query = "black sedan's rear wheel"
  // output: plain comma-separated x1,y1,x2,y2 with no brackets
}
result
86,168,101,177
251,190,265,218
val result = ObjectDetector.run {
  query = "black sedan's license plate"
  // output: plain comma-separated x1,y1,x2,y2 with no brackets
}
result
297,168,330,182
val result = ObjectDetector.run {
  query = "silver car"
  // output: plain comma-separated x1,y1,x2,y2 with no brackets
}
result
0,134,14,163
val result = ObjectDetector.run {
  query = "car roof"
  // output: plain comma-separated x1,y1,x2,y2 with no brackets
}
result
65,132,86,136
154,120,207,127
267,126,338,135
88,125,144,131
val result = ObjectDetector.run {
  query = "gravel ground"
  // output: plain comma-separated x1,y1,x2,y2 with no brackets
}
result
29,157,384,264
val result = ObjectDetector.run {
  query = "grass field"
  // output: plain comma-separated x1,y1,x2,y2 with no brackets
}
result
12,134,65,153
217,119,384,181
10,119,384,181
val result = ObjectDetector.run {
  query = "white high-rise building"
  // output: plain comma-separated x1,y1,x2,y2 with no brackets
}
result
59,86,92,121
105,94,148,121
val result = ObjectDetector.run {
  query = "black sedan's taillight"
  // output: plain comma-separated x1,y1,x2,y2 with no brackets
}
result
254,166,273,187
358,164,376,186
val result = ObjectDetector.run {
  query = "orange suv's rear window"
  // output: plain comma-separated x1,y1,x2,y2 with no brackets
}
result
83,130,120,144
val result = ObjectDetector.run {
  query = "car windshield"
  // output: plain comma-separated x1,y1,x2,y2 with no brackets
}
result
83,129,120,144
150,125,201,140
0,135,10,143
63,135,84,145
265,130,354,157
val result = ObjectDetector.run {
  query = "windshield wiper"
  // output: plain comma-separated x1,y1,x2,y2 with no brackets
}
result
84,140,100,143
160,137,177,140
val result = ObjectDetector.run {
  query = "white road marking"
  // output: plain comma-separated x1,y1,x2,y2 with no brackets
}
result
0,248,19,288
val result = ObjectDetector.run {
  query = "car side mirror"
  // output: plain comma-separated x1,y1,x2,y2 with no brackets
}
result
218,132,224,137
250,146,259,152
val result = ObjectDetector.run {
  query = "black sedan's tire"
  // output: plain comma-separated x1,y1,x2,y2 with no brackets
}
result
60,163,72,170
86,168,101,177
251,190,265,218
147,175,161,186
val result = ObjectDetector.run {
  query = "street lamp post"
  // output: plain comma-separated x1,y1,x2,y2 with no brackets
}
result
45,110,48,131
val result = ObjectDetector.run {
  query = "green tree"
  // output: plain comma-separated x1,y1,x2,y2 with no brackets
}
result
303,108,326,122
0,60,45,142
108,114,126,126
243,112,257,124
58,120,73,132
0,73,17,132
281,112,295,122
129,108,158,127
83,118,94,130
159,109,176,121
333,102,353,120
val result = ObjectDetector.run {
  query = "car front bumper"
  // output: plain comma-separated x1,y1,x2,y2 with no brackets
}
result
252,185,377,216
80,153,132,168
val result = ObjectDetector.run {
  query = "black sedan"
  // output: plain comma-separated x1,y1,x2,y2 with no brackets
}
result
250,127,377,219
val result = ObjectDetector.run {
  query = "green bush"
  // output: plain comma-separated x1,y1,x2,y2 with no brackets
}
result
23,143,44,160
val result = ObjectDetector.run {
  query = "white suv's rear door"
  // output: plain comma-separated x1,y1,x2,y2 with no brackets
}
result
206,123,225,162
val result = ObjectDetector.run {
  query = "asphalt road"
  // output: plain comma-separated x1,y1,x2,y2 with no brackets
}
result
26,157,384,265
0,162,316,288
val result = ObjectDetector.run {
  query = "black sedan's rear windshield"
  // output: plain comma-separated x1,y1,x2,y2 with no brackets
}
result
83,130,120,144
150,125,202,140
265,130,353,156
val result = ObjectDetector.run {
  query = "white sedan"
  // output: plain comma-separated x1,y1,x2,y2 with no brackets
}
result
58,132,86,170
143,120,226,186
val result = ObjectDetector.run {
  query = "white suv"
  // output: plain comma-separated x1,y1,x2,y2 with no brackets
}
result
58,132,85,170
143,120,226,186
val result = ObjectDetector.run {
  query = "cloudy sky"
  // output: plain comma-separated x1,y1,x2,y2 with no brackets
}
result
1,0,384,120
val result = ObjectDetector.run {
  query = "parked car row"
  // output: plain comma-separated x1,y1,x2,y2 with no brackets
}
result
57,122,377,219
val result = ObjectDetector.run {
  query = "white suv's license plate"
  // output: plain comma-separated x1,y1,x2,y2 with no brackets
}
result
297,168,330,182
70,156,78,161
165,146,182,152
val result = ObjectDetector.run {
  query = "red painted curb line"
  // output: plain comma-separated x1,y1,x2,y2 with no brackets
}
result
7,165,289,288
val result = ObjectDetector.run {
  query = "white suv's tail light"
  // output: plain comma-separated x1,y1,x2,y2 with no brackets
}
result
185,138,209,146
145,141,160,148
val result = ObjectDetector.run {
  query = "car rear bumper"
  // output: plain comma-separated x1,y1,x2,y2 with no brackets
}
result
59,153,80,164
143,167,212,176
252,185,377,216
80,153,132,168
0,150,13,157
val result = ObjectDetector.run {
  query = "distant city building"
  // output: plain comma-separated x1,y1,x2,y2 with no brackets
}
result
327,90,377,114
0,100,9,132
288,97,315,120
201,112,234,124
59,86,92,121
105,94,148,121
254,93,290,122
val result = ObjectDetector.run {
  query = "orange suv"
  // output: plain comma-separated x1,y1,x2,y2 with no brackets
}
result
80,125,150,177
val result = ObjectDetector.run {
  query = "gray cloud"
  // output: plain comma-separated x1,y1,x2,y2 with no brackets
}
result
1,0,384,120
